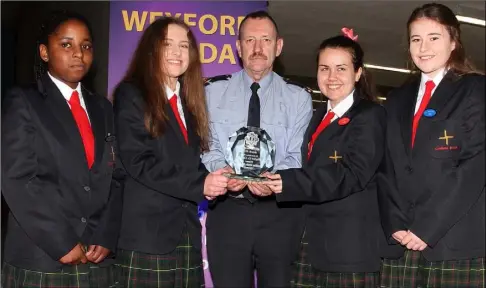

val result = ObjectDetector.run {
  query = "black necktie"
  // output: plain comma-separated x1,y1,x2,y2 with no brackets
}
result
239,82,260,203
247,82,260,128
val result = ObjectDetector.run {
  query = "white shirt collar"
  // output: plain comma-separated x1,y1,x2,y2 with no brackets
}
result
326,89,355,118
165,81,181,100
48,72,82,101
420,67,447,91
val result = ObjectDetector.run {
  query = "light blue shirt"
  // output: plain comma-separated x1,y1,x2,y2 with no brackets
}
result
202,70,313,172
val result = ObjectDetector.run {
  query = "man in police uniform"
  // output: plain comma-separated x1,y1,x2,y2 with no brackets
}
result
202,10,313,288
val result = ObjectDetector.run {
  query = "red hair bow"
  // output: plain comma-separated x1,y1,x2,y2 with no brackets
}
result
341,27,358,41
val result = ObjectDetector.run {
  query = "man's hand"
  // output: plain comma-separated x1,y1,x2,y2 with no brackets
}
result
227,179,247,192
248,182,273,196
261,173,283,194
59,243,88,265
221,166,247,192
401,230,428,251
86,245,111,263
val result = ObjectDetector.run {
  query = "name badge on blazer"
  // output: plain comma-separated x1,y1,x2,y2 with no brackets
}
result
423,109,437,118
338,117,350,126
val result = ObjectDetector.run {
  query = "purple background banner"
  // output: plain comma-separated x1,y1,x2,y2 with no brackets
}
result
108,1,267,97
108,2,267,287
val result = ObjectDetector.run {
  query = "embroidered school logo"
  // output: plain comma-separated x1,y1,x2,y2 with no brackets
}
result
435,129,458,151
329,150,342,163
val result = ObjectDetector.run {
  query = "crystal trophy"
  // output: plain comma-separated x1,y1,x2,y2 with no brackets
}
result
224,126,276,182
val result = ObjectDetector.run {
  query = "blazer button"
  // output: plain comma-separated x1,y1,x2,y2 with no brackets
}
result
182,203,188,208
84,186,91,192
405,166,413,173
81,217,87,223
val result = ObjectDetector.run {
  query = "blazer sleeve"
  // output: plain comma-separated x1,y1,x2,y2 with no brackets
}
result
89,101,124,252
1,88,79,260
377,144,410,244
277,105,385,203
410,75,485,247
114,82,207,204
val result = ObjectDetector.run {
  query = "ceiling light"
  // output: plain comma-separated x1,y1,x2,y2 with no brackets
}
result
456,15,485,27
364,64,412,73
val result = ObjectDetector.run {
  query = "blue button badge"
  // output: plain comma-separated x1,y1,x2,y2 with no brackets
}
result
423,109,436,118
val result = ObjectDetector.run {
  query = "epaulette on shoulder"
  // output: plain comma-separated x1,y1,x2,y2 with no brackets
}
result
283,77,313,94
204,74,232,86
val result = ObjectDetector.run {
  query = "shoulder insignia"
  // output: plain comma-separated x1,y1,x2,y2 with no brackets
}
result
283,77,313,94
204,74,232,86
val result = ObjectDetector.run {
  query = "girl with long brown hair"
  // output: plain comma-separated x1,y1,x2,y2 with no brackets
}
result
378,3,485,287
113,17,228,287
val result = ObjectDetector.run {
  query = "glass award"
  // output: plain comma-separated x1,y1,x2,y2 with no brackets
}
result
224,126,276,182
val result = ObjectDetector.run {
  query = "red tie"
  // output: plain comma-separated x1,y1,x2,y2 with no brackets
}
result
169,94,188,144
69,91,95,168
308,110,335,159
412,80,436,147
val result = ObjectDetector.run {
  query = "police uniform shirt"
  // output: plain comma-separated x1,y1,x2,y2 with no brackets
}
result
202,70,313,172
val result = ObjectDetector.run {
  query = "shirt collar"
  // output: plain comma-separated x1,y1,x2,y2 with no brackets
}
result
326,89,355,117
242,70,274,97
420,67,447,89
165,81,181,100
48,72,82,101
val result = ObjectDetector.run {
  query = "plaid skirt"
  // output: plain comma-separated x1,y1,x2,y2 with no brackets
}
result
291,230,379,288
1,261,117,288
380,250,485,288
114,228,203,288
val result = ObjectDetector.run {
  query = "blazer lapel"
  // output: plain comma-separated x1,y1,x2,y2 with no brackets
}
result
302,104,327,164
181,90,202,149
166,102,187,145
307,92,362,163
82,86,106,169
399,79,420,158
424,71,457,118
41,75,89,170
317,93,362,143
412,72,459,152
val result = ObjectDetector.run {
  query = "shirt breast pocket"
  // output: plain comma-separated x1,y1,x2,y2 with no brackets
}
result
428,119,461,159
210,108,245,126
261,103,289,129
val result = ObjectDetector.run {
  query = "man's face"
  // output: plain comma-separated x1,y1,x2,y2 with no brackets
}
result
236,18,283,79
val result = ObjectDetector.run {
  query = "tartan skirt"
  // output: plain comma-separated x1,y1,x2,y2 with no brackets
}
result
291,230,379,288
380,250,485,288
1,261,117,288
114,228,203,288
